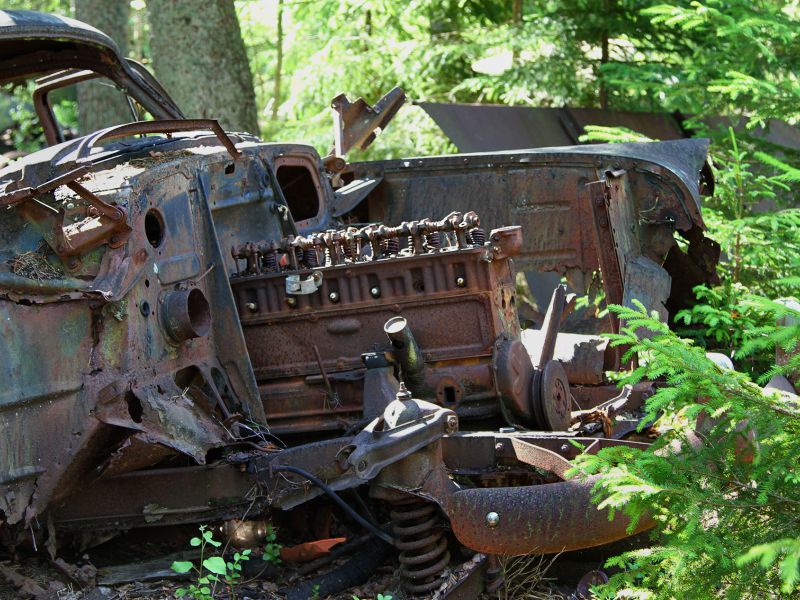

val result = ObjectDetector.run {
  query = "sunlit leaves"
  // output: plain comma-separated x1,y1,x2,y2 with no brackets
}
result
573,301,800,597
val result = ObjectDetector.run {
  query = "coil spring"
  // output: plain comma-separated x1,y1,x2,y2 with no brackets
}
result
384,237,400,256
303,248,319,268
390,496,450,595
468,227,486,245
262,250,278,272
427,231,441,249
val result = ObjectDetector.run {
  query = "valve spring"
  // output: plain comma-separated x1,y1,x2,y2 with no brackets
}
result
390,496,450,595
324,248,333,266
295,247,304,266
468,227,486,245
262,251,278,272
343,242,355,261
384,237,400,256
426,231,441,249
303,248,319,268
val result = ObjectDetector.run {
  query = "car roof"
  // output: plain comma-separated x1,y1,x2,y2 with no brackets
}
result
0,9,124,84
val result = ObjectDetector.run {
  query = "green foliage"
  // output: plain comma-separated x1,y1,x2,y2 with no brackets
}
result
571,301,800,598
702,128,800,296
232,0,800,158
579,125,655,144
757,151,800,184
737,539,800,594
171,525,251,600
635,1,800,125
1,0,69,12
739,294,800,385
670,127,799,372
261,523,282,564
1,83,46,153
674,283,773,374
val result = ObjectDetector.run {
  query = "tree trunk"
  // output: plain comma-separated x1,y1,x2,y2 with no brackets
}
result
147,0,259,134
75,0,132,134
512,0,522,64
598,0,612,109
271,0,284,121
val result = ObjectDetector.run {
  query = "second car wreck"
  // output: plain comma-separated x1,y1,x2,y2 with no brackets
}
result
0,10,719,598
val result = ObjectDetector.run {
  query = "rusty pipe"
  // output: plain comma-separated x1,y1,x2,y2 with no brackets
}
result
384,316,425,393
444,475,654,556
161,288,212,344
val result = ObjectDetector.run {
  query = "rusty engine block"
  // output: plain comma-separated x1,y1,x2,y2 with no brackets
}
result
229,211,554,435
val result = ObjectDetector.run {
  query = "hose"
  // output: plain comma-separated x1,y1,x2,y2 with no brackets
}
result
283,535,394,600
270,464,394,545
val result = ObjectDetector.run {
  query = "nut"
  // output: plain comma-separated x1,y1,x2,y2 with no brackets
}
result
286,297,297,308
329,291,340,302
246,302,258,312
456,277,466,287
370,287,380,298
446,413,459,433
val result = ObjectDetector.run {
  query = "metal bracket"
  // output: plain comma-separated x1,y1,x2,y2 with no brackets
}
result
330,87,406,157
285,270,323,295
342,398,456,481
587,178,623,343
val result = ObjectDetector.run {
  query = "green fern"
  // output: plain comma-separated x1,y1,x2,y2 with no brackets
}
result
572,301,800,598
739,295,800,385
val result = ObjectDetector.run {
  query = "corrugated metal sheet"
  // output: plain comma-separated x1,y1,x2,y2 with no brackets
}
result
419,102,800,154
419,103,686,152
419,104,573,152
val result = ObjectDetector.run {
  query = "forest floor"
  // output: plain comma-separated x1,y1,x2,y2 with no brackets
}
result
0,538,599,600
0,492,647,600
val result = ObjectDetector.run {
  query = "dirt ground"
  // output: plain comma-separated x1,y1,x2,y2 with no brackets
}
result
0,512,645,599
0,547,580,599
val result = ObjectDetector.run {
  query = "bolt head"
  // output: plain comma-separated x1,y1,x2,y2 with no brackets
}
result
246,302,258,312
446,413,459,433
396,382,413,402
329,291,340,302
370,287,380,298
560,444,570,453
486,511,500,528
495,442,505,452
286,297,297,307
456,277,466,287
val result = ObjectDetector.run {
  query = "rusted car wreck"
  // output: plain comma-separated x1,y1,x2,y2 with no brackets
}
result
0,10,719,597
